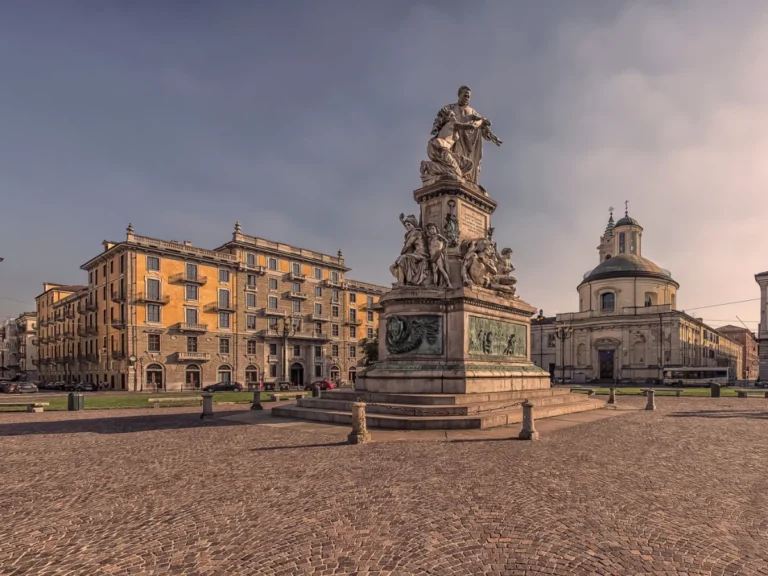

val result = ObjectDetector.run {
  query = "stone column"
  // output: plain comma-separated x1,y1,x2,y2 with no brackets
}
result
607,387,617,405
518,401,539,440
756,275,768,383
645,388,656,411
348,401,371,444
251,389,263,410
201,392,214,419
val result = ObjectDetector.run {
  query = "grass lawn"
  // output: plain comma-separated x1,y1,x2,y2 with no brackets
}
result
572,387,740,397
0,390,305,412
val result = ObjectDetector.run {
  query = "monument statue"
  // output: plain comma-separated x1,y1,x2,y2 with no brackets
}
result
390,214,429,286
425,222,453,288
420,85,502,190
460,235,517,295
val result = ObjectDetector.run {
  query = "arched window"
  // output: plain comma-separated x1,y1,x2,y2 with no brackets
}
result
245,365,259,386
619,233,626,253
146,363,163,390
348,367,357,383
600,292,615,312
217,364,232,383
330,365,340,383
185,365,201,389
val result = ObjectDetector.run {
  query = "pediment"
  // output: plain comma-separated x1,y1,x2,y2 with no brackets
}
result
593,337,621,349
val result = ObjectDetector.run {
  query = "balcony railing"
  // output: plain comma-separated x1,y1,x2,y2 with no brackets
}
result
346,318,363,326
311,313,329,322
287,291,308,300
86,353,98,363
176,352,211,361
86,325,99,335
243,264,267,274
111,319,127,329
65,310,75,319
63,331,75,340
85,301,98,312
170,273,207,285
77,327,88,338
204,301,236,313
287,272,306,282
111,350,126,360
110,291,127,303
174,322,208,333
263,308,286,317
267,355,279,363
135,293,171,305
77,304,86,314
322,279,344,288
245,283,258,292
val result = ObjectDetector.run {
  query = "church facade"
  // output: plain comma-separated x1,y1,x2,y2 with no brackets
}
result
531,208,742,383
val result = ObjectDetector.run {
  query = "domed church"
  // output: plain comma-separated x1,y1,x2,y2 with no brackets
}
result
531,205,742,383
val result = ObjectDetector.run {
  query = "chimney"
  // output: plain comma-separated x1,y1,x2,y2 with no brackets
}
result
183,241,192,247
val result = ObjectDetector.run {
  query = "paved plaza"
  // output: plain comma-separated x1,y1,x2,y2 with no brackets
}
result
2,397,768,575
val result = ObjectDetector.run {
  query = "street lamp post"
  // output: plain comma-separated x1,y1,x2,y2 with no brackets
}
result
534,309,545,370
278,317,297,384
554,325,573,384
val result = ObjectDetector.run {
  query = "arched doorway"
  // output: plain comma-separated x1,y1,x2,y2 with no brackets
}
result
348,367,357,384
217,364,232,383
185,364,201,389
290,362,304,386
330,365,340,384
146,363,164,391
245,365,259,388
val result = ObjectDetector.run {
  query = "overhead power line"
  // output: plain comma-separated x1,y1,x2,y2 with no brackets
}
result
684,298,761,311
0,296,35,305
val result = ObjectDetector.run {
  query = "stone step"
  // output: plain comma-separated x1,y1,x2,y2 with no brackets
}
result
318,387,572,406
273,398,605,430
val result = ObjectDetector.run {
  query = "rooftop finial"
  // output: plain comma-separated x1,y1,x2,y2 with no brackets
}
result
624,200,629,216
127,223,134,236
604,206,615,234
337,249,343,259
234,221,242,234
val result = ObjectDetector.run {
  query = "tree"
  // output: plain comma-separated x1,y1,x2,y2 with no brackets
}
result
359,337,379,366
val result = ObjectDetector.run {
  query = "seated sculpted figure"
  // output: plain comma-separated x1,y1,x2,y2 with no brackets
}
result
390,214,429,287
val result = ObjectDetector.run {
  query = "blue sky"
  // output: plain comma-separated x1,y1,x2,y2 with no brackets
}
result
1,0,767,330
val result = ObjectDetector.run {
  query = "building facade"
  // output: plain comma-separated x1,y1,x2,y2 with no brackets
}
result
546,208,742,383
35,224,387,390
1,312,39,381
756,271,768,382
530,311,556,379
715,325,758,381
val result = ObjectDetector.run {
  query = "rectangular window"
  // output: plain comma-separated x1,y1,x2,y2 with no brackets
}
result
269,278,278,290
349,293,357,303
332,324,339,337
292,262,301,274
269,343,277,355
314,303,323,315
103,286,107,299
186,263,198,281
332,305,339,318
247,340,256,355
350,309,357,322
332,289,339,301
246,315,257,330
186,284,199,301
292,300,301,313
268,296,278,310
120,254,125,273
246,293,257,308
146,304,161,323
332,344,339,357
247,274,257,289
315,322,322,335
247,253,256,268
293,345,301,357
630,232,637,254
313,267,321,279
102,264,107,278
314,345,322,358
187,336,198,353
349,345,356,358
219,289,231,309
268,317,278,329
219,312,231,329
219,269,230,282
314,286,322,298
219,338,230,354
292,281,301,293
367,296,374,307
315,365,322,378
270,364,277,378
110,261,114,274
268,257,277,270
102,309,107,323
147,334,161,352
349,326,357,339
367,327,374,339
185,308,199,325
619,232,626,254
147,278,160,300
367,310,374,323
146,256,160,271
331,271,339,282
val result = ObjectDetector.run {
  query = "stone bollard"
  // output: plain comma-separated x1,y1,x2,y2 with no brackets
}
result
645,388,656,411
764,391,768,399
251,389,263,411
607,387,617,405
200,393,214,419
348,401,371,444
710,383,721,398
518,401,539,440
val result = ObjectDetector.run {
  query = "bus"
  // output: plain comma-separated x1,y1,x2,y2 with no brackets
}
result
662,367,730,387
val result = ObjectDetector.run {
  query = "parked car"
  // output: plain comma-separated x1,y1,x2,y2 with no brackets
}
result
16,382,38,394
1,381,17,393
202,381,244,392
306,379,335,391
51,381,66,391
75,382,97,392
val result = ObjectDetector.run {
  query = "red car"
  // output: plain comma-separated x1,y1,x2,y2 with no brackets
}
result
306,379,335,391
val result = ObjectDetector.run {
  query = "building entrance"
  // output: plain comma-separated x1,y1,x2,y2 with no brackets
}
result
598,350,615,380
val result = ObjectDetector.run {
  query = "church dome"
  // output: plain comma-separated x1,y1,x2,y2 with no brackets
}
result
581,253,677,286
614,214,641,228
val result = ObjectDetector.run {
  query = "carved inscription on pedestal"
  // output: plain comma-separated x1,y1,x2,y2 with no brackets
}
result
425,204,442,229
461,206,487,238
468,316,527,358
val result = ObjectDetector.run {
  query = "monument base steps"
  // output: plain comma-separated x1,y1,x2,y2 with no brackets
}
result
272,387,605,430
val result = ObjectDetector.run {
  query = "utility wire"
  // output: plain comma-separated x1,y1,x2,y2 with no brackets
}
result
0,296,35,305
685,298,761,311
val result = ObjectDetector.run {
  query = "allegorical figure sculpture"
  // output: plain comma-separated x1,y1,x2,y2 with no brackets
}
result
420,85,502,190
390,214,429,286
425,222,453,288
460,227,518,295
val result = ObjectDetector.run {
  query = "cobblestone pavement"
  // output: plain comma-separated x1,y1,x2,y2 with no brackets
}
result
2,397,768,575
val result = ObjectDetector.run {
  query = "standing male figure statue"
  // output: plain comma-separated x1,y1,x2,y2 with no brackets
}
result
420,85,502,191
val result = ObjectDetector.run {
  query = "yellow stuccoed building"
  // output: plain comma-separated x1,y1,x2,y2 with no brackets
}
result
35,223,388,391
